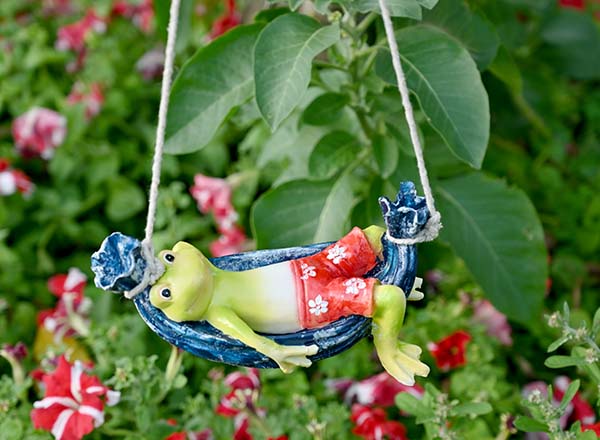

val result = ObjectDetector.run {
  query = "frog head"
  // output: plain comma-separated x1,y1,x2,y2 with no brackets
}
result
150,242,215,322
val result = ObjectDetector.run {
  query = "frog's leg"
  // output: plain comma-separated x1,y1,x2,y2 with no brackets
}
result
372,284,429,385
205,306,318,373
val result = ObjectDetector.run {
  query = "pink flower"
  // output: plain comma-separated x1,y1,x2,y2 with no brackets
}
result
344,372,424,408
209,227,247,257
472,299,513,346
136,47,165,81
0,159,34,197
67,82,104,120
554,376,595,425
56,9,106,53
12,108,67,159
42,0,74,16
1,342,27,362
31,356,120,440
209,0,241,40
190,174,234,217
112,0,154,33
350,404,407,440
427,330,472,371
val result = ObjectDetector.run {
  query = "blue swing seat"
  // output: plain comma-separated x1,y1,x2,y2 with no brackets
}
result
91,182,429,368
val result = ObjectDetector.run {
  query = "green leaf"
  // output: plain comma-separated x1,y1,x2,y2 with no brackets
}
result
450,402,493,417
106,178,146,222
395,392,427,416
252,173,356,248
514,416,548,433
309,131,362,178
289,0,304,9
592,308,600,336
489,45,523,95
254,14,340,130
540,10,600,80
559,380,580,413
436,173,547,325
372,133,400,178
547,335,571,353
376,25,489,169
164,24,264,154
422,0,500,70
336,0,437,19
302,93,350,126
545,355,582,369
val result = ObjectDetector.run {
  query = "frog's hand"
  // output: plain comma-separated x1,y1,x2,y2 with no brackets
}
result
205,306,318,374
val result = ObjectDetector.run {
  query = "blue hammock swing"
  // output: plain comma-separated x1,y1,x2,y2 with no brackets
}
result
91,181,429,368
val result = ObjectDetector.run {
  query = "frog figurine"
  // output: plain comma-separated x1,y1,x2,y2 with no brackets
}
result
91,181,431,385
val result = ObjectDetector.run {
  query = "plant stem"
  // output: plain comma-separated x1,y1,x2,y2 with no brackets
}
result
511,92,551,139
356,12,378,36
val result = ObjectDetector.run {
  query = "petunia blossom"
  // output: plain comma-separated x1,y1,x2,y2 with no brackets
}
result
56,9,106,53
427,330,472,371
0,158,34,197
344,372,424,408
31,356,120,440
112,0,154,33
209,0,241,40
191,174,234,217
12,108,67,159
165,430,214,440
559,0,585,8
350,404,408,440
67,82,104,120
136,47,165,81
209,226,248,257
582,423,600,435
553,376,595,425
472,299,513,346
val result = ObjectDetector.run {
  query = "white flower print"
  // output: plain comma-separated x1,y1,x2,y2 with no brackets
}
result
300,263,316,280
343,278,366,295
308,295,328,316
326,244,347,265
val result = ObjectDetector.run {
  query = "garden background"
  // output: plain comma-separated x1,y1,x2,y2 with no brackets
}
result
1,0,600,439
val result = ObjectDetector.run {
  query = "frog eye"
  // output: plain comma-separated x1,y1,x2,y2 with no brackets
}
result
162,252,175,264
160,287,172,300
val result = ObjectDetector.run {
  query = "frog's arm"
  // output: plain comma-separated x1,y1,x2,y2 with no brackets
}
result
362,225,386,256
205,306,318,373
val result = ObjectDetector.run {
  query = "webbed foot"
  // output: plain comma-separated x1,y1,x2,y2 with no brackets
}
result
269,344,319,374
378,341,429,386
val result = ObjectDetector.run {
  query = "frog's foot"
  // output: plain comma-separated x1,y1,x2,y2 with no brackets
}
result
378,341,429,386
269,344,319,374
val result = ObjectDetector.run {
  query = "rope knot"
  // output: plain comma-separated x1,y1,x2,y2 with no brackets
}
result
124,240,165,299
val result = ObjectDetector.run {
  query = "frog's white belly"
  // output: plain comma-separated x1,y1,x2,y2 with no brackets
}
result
237,261,301,334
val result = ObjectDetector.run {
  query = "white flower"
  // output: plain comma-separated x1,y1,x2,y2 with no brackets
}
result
326,244,347,264
308,295,328,316
300,263,316,280
343,278,366,295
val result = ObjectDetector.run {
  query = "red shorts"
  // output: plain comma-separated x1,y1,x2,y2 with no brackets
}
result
290,227,379,328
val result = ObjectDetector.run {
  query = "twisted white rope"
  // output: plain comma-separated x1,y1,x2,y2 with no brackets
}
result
377,0,442,245
125,0,181,299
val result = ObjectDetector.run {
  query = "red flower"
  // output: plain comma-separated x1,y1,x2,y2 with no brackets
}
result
166,433,187,440
344,372,424,408
472,300,513,346
582,423,600,435
554,376,596,425
350,404,408,440
209,0,241,40
427,330,472,371
216,369,261,417
559,0,585,8
39,268,91,342
136,47,165,81
31,356,120,440
112,0,154,33
67,82,104,120
12,108,67,159
56,9,106,53
1,342,27,362
0,159,34,197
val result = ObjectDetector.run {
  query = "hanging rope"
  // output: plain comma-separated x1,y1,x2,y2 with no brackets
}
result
377,0,442,245
125,0,181,299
